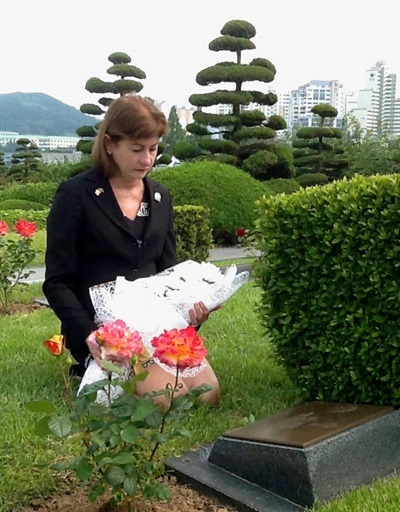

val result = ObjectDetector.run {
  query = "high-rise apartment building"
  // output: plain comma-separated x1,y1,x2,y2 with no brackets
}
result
347,60,400,136
287,80,345,127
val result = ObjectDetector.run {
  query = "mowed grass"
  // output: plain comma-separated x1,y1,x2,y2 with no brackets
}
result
1,280,399,511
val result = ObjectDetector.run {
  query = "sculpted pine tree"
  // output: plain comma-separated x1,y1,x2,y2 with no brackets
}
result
76,51,147,155
292,103,348,183
173,19,292,180
7,138,43,181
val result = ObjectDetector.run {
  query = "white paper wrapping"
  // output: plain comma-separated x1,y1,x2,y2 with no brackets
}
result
78,260,250,403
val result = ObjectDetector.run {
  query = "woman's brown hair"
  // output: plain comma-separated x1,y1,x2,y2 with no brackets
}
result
92,95,168,177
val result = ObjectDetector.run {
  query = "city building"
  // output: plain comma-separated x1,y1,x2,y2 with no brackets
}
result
0,132,79,150
287,80,345,128
346,61,400,136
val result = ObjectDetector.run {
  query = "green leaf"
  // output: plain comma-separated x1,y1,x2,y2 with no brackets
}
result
100,360,122,374
91,434,106,447
123,476,138,496
112,394,137,417
110,423,121,435
75,458,93,481
144,409,163,428
95,456,113,468
131,399,157,422
75,396,91,415
48,415,72,438
144,482,171,501
188,383,214,397
121,425,141,444
25,400,56,414
104,465,126,485
109,435,120,447
34,415,52,437
81,379,111,395
112,453,135,464
85,443,99,457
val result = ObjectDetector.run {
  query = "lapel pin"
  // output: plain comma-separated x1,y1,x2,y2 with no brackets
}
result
95,188,104,196
154,192,161,202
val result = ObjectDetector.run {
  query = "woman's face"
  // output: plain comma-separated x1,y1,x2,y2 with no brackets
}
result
106,136,159,180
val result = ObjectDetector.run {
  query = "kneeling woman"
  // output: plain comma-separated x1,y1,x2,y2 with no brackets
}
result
43,94,220,407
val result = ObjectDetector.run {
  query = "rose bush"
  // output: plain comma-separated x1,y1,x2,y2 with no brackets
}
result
236,225,261,258
26,322,212,511
0,218,37,312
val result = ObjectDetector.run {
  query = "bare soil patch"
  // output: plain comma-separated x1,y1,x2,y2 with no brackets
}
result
27,476,238,512
1,301,44,315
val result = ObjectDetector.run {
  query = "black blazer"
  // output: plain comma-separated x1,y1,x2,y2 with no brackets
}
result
43,167,177,363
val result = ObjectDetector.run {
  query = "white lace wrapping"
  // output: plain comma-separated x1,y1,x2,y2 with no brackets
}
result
79,261,250,403
78,359,132,405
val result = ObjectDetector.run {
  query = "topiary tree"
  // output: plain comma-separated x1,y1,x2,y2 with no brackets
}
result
292,103,348,181
175,19,293,181
76,51,147,156
7,138,43,182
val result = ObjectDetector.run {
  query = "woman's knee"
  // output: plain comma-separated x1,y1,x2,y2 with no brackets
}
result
199,374,220,405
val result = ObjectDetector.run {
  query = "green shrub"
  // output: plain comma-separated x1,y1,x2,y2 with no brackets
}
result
151,161,269,244
0,199,46,210
174,205,213,262
255,174,400,406
0,209,48,229
66,157,93,177
264,178,300,195
295,173,329,188
0,182,58,206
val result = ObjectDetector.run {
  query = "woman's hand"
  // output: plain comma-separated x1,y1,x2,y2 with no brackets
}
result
85,331,128,368
86,331,102,366
189,301,221,326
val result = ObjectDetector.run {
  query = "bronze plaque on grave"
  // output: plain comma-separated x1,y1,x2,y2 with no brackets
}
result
224,401,393,448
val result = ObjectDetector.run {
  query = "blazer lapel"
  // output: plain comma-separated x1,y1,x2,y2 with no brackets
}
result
144,177,165,242
84,169,135,237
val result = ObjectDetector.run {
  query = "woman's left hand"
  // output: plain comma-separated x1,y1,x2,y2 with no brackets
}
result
189,301,209,326
189,301,221,326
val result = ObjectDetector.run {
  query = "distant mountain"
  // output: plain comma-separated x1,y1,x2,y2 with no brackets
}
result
0,92,98,136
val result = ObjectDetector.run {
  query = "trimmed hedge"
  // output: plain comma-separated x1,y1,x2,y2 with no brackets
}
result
295,173,329,188
0,199,47,210
174,205,213,262
255,174,400,406
0,182,58,206
151,161,269,244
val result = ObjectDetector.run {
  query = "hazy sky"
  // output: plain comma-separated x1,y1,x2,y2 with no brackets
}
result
1,0,399,110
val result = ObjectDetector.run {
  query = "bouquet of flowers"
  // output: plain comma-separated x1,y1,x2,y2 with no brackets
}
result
79,260,250,403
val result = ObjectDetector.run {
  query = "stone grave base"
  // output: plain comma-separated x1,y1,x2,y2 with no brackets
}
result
165,402,400,512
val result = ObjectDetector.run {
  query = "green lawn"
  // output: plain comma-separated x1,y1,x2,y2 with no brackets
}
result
1,280,399,511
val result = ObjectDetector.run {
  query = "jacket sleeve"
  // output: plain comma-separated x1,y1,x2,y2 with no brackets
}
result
42,183,96,351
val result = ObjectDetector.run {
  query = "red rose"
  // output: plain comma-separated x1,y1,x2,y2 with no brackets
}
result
14,219,38,238
236,227,246,238
151,326,207,370
0,220,9,236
